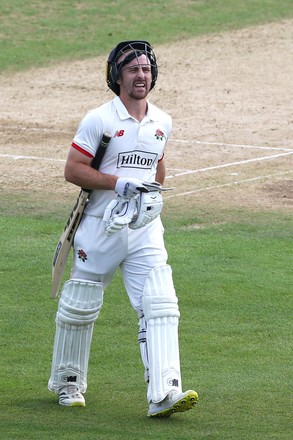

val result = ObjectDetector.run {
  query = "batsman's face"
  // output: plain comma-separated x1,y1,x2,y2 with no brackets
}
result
117,53,152,100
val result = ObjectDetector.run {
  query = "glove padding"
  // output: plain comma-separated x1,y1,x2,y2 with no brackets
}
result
115,177,148,198
103,196,137,235
103,191,164,235
105,180,168,235
129,191,163,230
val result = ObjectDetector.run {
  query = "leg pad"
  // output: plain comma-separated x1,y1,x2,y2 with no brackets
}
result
48,279,103,393
142,265,182,403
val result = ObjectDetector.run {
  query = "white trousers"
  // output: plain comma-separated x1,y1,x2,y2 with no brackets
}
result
72,215,168,313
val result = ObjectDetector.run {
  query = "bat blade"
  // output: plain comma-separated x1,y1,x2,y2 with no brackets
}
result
51,189,89,298
51,132,111,298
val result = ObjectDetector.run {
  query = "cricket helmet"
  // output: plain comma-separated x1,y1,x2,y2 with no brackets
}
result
106,40,158,95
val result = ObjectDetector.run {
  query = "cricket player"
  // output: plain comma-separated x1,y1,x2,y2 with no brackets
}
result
48,40,198,417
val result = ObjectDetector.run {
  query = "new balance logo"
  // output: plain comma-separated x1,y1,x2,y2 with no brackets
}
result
117,151,157,169
114,129,125,137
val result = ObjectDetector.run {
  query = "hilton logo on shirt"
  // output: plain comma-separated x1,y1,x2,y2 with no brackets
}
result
117,150,158,169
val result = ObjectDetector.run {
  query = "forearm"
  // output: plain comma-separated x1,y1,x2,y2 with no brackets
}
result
155,159,166,184
65,162,118,191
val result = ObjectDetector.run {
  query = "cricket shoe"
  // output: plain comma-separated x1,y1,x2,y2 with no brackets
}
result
58,384,85,407
148,390,198,418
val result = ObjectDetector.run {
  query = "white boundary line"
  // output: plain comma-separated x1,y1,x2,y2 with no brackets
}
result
1,145,292,201
1,129,291,199
169,138,293,151
1,124,292,151
1,150,293,186
0,125,69,133
165,151,293,179
1,151,293,170
0,153,65,162
164,171,293,199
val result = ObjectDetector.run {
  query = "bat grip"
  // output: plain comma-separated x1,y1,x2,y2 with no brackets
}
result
82,132,111,192
91,133,112,170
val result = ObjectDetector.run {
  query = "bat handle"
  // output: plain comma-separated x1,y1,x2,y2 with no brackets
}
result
82,132,112,192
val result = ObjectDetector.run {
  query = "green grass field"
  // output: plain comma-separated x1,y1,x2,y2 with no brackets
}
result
1,0,293,72
1,1,293,439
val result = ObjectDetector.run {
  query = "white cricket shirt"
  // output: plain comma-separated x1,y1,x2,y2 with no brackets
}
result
72,96,172,217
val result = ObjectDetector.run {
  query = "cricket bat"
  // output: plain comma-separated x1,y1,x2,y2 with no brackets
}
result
51,132,111,298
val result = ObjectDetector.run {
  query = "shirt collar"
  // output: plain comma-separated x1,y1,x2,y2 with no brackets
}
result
113,96,159,122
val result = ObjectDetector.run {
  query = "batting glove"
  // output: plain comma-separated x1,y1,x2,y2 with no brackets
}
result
103,195,138,235
115,177,148,198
